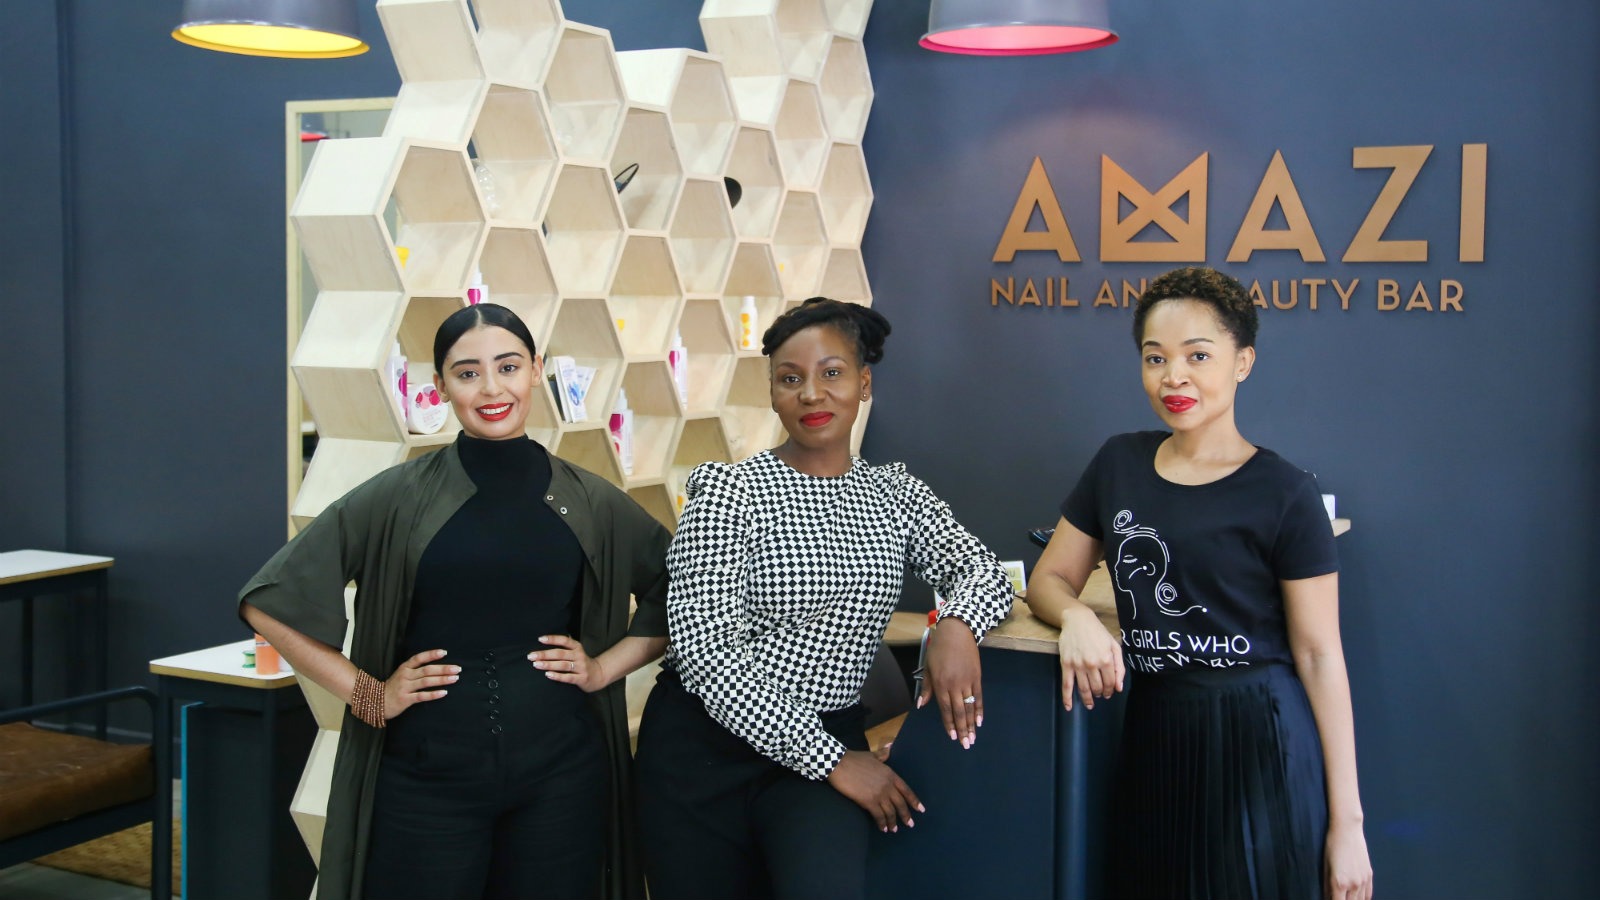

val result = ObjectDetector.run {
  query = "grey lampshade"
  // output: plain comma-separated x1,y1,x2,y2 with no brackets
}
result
922,0,1118,56
173,0,368,58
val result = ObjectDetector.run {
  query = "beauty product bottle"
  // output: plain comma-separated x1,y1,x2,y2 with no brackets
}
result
669,331,688,405
387,342,408,417
468,269,488,306
609,389,634,476
739,296,757,350
406,383,448,435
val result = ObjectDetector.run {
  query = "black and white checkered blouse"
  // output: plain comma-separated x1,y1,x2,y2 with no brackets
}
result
663,450,1014,781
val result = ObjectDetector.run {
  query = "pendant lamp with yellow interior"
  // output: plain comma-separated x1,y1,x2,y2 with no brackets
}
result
172,0,368,59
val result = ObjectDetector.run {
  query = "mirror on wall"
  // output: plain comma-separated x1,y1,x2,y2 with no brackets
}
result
285,98,394,533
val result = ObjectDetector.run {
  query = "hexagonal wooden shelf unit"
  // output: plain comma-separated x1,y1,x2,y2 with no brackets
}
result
377,0,485,145
611,108,685,232
824,0,874,41
723,241,786,353
772,190,830,298
472,85,561,224
819,246,873,305
616,50,739,181
722,354,784,461
286,0,881,878
478,225,562,351
473,0,563,87
724,126,785,240
675,297,738,415
620,359,688,485
819,36,873,144
775,79,830,189
819,141,872,245
544,163,627,297
671,178,738,296
545,24,626,162
610,234,686,358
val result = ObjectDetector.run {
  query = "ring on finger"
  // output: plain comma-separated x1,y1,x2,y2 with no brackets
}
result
962,695,976,704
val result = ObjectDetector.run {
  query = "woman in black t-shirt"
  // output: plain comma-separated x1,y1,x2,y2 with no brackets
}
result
1027,268,1373,900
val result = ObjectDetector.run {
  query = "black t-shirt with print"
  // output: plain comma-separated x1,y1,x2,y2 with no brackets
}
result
1060,431,1338,676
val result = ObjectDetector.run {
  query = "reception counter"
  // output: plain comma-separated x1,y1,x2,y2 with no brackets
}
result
866,518,1348,899
865,567,1123,900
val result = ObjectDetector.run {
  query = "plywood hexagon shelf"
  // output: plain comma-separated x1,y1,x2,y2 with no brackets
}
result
725,126,785,239
610,233,686,357
675,297,738,415
671,178,738,296
472,85,561,224
545,24,626,162
286,0,879,870
377,0,485,145
772,189,830,298
478,225,562,350
545,163,627,296
819,141,872,245
473,0,563,87
611,108,685,232
724,240,786,351
774,79,830,189
819,36,873,143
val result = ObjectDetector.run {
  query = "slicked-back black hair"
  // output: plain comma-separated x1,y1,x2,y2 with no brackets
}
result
433,303,539,375
761,297,891,366
1132,267,1258,350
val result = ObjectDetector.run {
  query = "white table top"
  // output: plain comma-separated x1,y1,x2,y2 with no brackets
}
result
150,639,299,689
0,549,114,586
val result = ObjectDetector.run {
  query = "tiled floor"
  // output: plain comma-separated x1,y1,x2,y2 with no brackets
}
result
0,862,150,900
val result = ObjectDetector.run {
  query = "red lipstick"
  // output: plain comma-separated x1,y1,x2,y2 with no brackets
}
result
1162,396,1196,414
800,412,834,428
477,403,512,421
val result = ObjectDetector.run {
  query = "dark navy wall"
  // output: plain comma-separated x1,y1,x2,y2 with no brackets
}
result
0,0,1592,895
855,2,1599,898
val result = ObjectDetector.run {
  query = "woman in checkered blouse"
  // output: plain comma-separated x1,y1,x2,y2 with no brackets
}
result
634,297,1015,900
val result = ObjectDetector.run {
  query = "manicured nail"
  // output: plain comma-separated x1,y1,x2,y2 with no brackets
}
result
532,661,546,669
527,653,537,660
916,696,924,709
962,736,971,750
917,803,926,813
539,636,551,644
437,690,448,696
447,675,459,683
906,819,915,828
546,672,558,680
948,729,957,741
977,714,984,727
450,666,462,674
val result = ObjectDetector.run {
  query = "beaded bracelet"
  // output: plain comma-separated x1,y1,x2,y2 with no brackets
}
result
350,669,387,729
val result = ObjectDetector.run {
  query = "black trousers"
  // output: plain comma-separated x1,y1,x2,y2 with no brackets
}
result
362,645,607,900
635,669,871,900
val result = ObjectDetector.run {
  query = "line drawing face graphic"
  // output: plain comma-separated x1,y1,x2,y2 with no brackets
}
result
1111,510,1206,620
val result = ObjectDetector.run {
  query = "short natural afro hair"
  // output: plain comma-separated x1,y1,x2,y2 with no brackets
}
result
761,297,891,366
1132,267,1258,350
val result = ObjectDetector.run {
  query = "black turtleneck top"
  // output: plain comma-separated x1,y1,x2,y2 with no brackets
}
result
400,434,585,658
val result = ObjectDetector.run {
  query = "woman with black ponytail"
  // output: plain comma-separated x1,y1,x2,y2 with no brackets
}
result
635,297,1014,899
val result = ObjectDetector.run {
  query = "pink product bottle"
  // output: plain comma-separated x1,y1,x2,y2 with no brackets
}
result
468,269,489,306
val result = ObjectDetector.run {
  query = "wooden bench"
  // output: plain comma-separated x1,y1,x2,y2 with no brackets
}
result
0,687,172,898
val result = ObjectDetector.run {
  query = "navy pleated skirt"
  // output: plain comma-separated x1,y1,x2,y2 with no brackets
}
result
1109,664,1327,900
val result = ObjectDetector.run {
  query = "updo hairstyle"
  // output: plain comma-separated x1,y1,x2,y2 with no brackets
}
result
760,297,891,366
432,303,540,375
1131,267,1258,350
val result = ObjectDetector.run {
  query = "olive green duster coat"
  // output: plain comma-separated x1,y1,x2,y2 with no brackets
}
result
239,440,669,900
